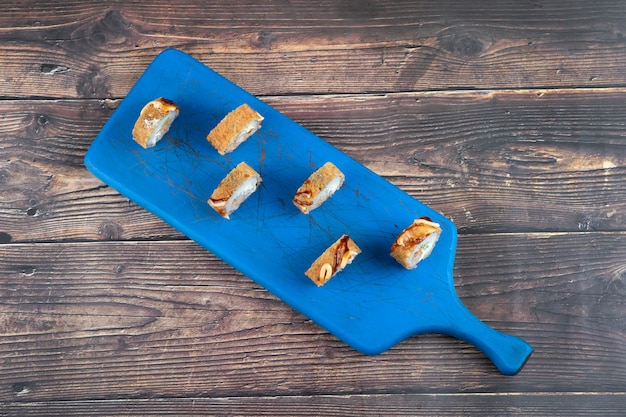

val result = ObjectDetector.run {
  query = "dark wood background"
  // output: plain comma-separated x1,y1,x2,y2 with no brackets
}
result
1,1,625,415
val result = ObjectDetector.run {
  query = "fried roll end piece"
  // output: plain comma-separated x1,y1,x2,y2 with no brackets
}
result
208,162,261,219
305,235,361,287
207,103,264,155
293,162,345,214
391,217,442,269
132,98,180,148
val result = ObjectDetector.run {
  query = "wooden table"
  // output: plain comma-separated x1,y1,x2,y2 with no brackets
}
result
1,1,625,415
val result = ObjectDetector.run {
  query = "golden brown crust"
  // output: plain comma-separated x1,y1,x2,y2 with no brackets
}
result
208,162,261,218
305,235,361,286
206,104,263,155
390,217,442,269
132,98,180,148
293,162,345,214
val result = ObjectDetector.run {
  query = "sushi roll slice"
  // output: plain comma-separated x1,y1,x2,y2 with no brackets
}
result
305,234,361,287
207,103,264,155
390,217,442,269
208,162,261,219
132,98,180,148
293,162,345,214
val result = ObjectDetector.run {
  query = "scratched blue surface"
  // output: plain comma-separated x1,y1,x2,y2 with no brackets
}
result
84,49,532,375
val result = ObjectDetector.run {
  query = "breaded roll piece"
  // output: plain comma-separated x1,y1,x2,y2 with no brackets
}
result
207,104,264,155
132,98,180,148
305,235,361,287
293,162,345,214
208,162,261,219
390,217,442,269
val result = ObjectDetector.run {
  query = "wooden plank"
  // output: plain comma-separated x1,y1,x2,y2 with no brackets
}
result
282,89,626,234
2,393,625,417
1,1,626,97
0,99,182,243
1,89,625,242
1,233,624,401
1,1,622,415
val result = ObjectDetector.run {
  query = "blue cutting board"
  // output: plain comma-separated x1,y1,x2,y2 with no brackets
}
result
84,49,532,375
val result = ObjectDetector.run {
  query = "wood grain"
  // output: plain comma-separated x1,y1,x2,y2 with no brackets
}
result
2,393,626,417
1,89,624,243
1,1,625,415
1,233,624,401
1,1,626,98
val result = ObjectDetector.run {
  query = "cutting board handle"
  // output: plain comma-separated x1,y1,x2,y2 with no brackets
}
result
443,301,533,376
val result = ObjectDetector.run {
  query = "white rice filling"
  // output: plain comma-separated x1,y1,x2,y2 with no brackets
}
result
225,176,259,218
310,175,344,211
224,119,262,154
145,109,179,147
408,231,440,268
